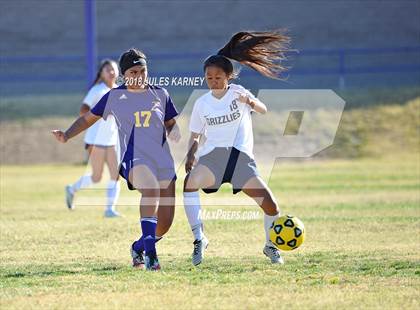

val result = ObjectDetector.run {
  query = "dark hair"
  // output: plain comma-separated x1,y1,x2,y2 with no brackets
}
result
119,48,147,75
204,30,291,79
92,59,118,86
92,59,117,86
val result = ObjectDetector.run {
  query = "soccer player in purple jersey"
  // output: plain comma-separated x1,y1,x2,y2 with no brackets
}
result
52,48,180,271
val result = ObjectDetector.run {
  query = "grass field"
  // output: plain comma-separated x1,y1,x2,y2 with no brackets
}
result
1,156,419,309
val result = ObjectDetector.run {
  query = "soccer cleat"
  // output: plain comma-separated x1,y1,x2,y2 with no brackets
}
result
263,245,284,264
192,236,209,266
65,185,74,210
130,247,145,269
104,209,121,218
144,253,161,271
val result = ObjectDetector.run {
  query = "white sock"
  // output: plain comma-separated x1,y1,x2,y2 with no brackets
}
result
264,213,280,247
71,175,93,193
106,180,120,211
183,191,203,241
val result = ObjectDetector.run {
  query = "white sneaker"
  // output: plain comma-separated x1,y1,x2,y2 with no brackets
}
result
192,236,209,266
104,209,121,218
263,245,284,264
65,185,74,210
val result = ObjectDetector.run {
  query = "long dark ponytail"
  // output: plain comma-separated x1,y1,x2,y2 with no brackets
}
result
91,59,118,87
204,30,291,79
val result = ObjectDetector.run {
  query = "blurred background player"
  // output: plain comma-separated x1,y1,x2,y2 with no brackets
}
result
65,59,122,218
52,48,180,270
183,30,291,266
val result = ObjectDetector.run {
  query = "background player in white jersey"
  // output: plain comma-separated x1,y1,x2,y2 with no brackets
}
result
65,59,122,218
183,30,291,265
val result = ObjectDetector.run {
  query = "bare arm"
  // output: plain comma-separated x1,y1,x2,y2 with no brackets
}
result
246,97,267,114
79,103,90,116
65,111,100,139
164,118,181,142
185,132,201,173
51,111,101,143
235,91,267,114
164,118,175,130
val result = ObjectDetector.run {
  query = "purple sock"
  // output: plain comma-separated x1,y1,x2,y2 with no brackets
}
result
132,236,145,253
140,217,157,256
132,235,163,253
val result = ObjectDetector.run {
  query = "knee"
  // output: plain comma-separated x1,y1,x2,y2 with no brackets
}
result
262,192,279,215
139,188,160,198
91,173,102,183
184,173,199,192
132,177,159,194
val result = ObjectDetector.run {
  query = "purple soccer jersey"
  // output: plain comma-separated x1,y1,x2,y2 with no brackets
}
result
91,85,178,186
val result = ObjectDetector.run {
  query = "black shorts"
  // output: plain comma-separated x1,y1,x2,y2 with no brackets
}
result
197,147,259,194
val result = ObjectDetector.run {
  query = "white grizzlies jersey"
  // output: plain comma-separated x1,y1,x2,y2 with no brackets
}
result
189,83,260,159
83,82,118,146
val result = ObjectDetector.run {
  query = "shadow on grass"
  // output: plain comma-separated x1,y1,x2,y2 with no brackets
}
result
3,264,126,279
2,252,418,283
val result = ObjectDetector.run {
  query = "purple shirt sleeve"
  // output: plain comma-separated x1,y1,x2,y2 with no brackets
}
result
164,90,178,122
90,92,110,118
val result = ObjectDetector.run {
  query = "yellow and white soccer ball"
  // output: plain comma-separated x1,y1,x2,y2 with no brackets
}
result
269,215,305,251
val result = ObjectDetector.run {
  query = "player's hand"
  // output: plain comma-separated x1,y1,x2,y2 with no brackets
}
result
185,155,195,173
168,123,181,143
51,130,68,143
234,90,250,105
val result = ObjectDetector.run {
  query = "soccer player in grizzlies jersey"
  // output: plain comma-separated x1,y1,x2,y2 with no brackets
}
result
52,49,180,271
183,31,291,265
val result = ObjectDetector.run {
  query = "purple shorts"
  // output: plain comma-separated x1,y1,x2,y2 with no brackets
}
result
119,153,176,191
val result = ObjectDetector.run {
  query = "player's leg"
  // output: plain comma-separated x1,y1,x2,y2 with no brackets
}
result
184,164,215,239
65,145,106,209
157,179,176,237
131,179,175,257
104,146,121,217
89,145,106,183
241,176,283,264
129,164,161,270
183,164,216,265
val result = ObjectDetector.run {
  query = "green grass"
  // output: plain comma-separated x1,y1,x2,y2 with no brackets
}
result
1,157,419,309
1,86,419,121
